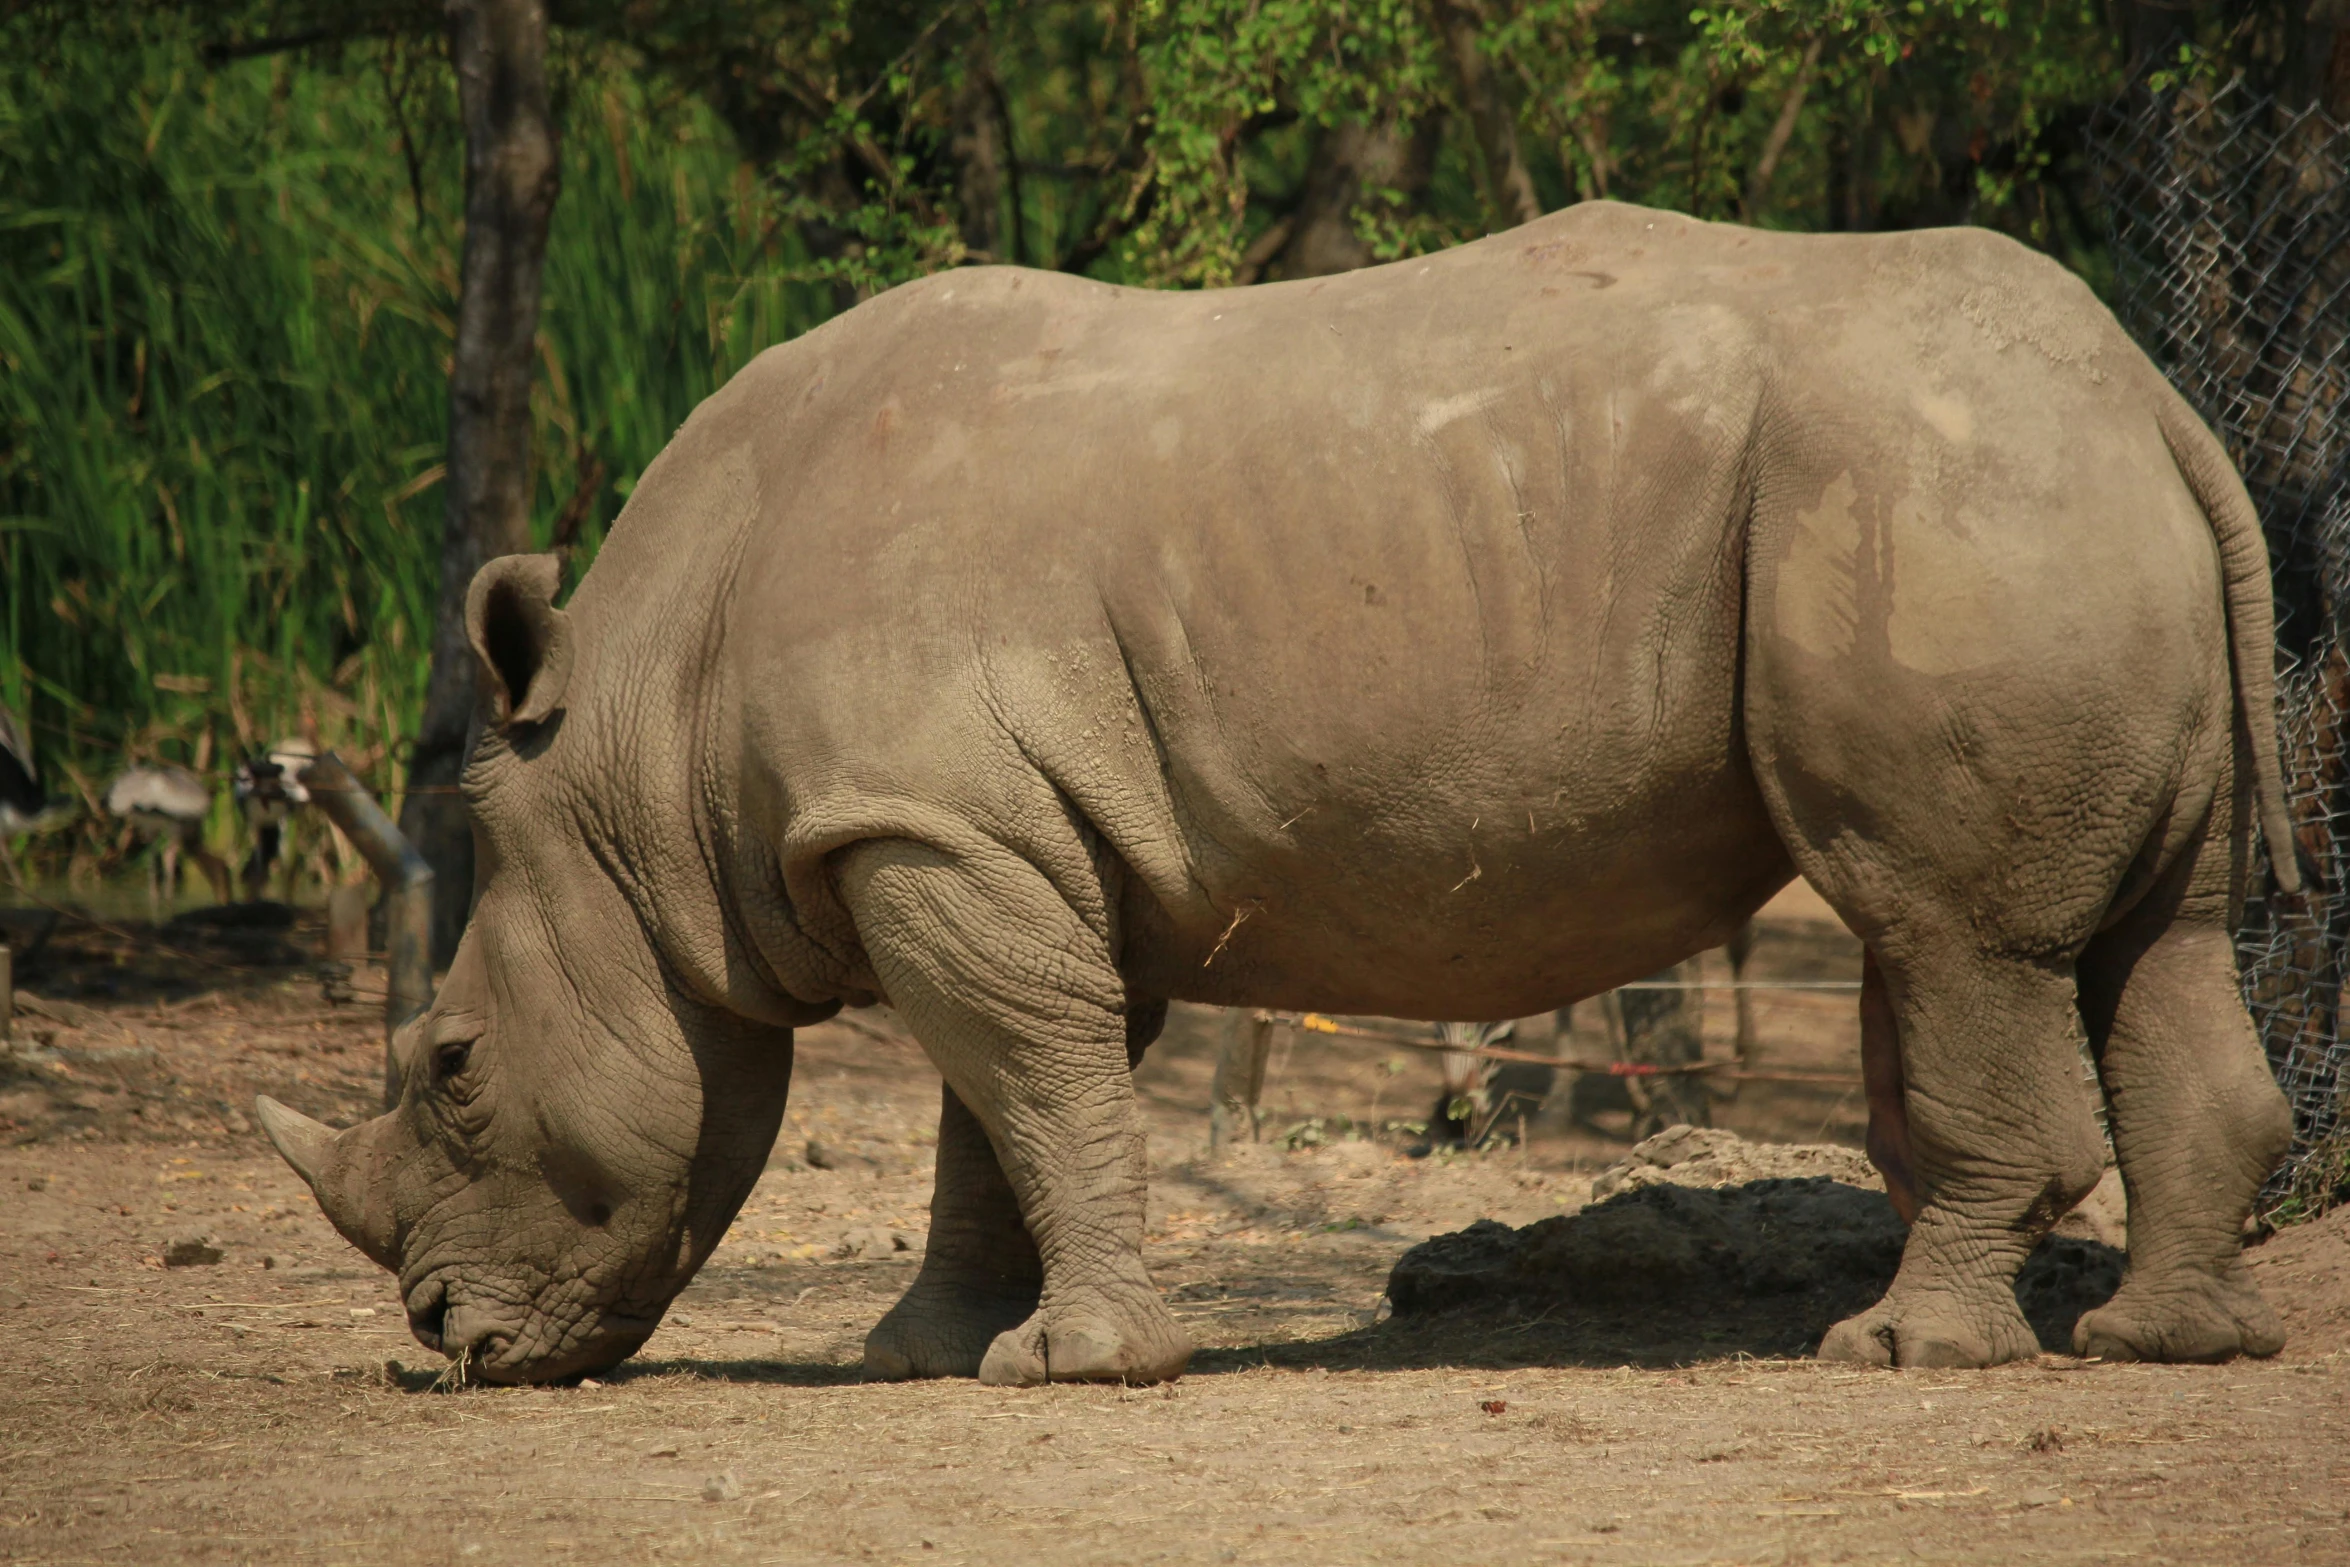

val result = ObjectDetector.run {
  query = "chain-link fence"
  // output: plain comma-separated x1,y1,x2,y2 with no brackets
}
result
2092,77,2350,1214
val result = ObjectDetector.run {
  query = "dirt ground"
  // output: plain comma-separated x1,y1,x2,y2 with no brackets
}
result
2,887,2347,1566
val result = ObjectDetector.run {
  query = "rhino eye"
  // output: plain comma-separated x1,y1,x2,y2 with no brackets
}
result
433,1040,474,1083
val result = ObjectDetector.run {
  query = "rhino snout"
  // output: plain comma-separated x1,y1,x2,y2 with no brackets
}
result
404,1272,659,1383
402,1277,508,1359
402,1276,454,1354
438,1306,516,1368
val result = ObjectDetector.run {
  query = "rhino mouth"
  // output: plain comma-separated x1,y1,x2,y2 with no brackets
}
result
405,1275,658,1383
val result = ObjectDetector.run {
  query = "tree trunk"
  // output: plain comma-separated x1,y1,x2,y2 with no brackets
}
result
950,36,1010,262
1427,0,1541,230
400,0,562,964
1256,121,1438,281
1743,36,1824,221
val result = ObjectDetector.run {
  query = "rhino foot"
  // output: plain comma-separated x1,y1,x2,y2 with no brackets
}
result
2073,1271,2283,1363
1818,1287,2039,1370
864,1278,1040,1380
975,1291,1193,1387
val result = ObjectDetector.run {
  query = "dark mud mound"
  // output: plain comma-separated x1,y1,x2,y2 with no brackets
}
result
1388,1177,2123,1357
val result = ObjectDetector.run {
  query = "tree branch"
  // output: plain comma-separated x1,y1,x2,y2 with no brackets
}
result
1429,0,1541,229
1743,35,1825,221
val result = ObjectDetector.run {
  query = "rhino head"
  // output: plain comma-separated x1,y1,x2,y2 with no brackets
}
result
255,554,828,1383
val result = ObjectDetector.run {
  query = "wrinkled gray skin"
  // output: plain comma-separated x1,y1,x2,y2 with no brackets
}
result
259,201,2300,1384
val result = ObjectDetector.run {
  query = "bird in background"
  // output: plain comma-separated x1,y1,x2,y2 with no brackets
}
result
232,738,316,903
0,707,46,835
1,706,77,862
103,764,233,909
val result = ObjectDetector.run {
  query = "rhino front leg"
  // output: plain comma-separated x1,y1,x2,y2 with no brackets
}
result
864,1082,1042,1379
840,838,1192,1386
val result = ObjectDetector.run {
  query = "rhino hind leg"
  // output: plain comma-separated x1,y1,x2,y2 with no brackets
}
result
1815,934,2107,1368
839,838,1193,1387
1858,948,1919,1223
864,1083,1043,1379
1754,706,2122,1364
2070,795,2290,1364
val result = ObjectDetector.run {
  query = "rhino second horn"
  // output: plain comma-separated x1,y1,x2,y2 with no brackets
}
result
254,1095,337,1192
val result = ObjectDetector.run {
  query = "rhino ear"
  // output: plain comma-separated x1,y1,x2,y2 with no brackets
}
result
465,554,573,729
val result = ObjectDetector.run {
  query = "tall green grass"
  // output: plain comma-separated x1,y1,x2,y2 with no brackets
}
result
0,27,830,887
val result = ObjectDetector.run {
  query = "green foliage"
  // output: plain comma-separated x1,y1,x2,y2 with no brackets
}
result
0,18,826,880
2,0,2150,887
1125,1,1447,282
0,20,450,835
687,0,2123,283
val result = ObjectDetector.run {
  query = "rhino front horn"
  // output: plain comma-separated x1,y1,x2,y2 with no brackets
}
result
254,1095,337,1190
253,1096,401,1268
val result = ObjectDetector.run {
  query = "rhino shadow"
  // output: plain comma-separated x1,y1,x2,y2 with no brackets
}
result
1193,1178,2123,1374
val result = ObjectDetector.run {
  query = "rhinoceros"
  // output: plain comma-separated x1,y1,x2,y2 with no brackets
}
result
256,200,2298,1384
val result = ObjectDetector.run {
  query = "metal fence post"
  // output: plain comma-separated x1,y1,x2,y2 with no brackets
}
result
1209,1010,1275,1150
298,752,434,1106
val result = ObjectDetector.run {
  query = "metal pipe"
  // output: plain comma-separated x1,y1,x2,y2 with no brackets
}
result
298,752,434,1105
1245,1008,1865,1083
1208,1009,1275,1151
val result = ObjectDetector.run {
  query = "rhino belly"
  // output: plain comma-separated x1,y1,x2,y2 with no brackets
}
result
1121,742,1793,1020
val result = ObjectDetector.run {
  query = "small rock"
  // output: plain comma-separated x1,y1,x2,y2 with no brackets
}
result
220,1107,253,1136
1590,1125,1878,1200
647,1443,680,1458
348,1307,377,1319
23,1177,43,1192
1632,1123,1718,1169
833,1226,909,1261
2017,1488,2062,1508
162,1237,223,1268
806,1138,884,1171
260,1255,276,1269
669,1312,696,1328
702,1470,743,1503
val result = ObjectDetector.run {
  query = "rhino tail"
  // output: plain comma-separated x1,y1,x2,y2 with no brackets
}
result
2158,397,2302,896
